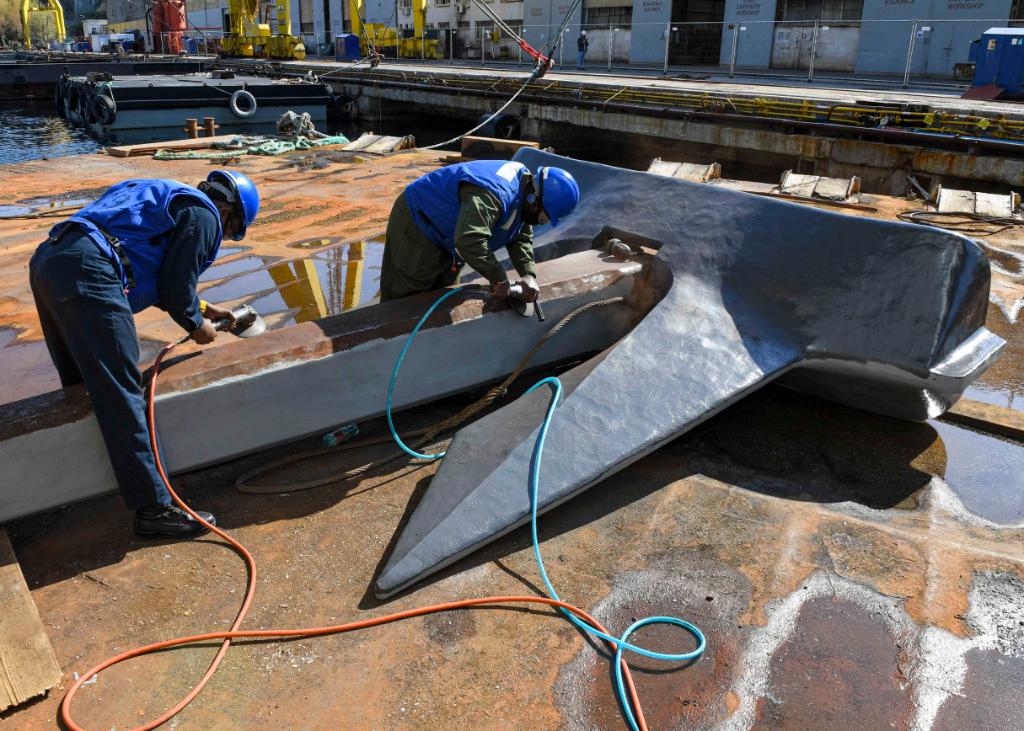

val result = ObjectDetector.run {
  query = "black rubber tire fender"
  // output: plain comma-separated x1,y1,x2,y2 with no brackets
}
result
229,89,258,118
91,94,116,126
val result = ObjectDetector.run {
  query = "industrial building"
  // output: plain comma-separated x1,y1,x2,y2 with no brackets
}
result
178,0,1024,77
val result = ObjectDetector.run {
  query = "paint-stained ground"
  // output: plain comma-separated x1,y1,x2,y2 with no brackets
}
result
5,380,1024,730
1,146,1023,729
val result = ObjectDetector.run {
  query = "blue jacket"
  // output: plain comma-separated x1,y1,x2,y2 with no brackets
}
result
404,160,529,257
56,179,223,313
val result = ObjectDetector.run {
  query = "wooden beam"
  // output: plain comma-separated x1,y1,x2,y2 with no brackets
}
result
105,134,241,158
460,136,540,161
748,190,879,212
0,529,62,712
942,398,1024,442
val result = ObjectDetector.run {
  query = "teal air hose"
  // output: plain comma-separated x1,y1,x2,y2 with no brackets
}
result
386,285,473,460
387,288,707,730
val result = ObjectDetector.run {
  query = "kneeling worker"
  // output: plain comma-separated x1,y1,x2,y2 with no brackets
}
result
29,171,259,539
381,160,580,302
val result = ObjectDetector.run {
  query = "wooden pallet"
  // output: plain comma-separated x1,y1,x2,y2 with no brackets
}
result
647,158,722,183
341,133,416,155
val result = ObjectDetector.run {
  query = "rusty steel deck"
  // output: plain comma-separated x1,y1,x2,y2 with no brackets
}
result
0,143,1022,729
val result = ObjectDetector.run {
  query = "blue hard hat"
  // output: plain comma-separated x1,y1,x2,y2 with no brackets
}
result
537,166,580,227
207,170,260,241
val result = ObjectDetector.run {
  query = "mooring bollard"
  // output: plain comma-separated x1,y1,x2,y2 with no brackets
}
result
183,118,198,138
202,116,219,137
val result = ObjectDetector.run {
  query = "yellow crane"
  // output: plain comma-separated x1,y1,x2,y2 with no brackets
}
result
221,0,306,60
21,0,66,48
349,0,442,60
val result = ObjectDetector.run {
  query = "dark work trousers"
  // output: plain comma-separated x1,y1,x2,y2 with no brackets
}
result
29,229,172,510
380,193,460,301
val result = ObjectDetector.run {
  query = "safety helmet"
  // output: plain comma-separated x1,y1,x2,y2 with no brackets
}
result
581,30,587,35
206,170,260,241
537,166,580,227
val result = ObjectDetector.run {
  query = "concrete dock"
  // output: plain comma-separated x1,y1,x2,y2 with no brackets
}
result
0,134,1023,728
211,59,1024,195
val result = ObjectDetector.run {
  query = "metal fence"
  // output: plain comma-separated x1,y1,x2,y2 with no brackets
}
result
176,16,1024,86
329,18,1024,86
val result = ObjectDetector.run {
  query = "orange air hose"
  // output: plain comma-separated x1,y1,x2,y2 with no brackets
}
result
59,341,650,731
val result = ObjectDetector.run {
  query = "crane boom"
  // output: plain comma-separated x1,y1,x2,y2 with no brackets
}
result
221,0,306,60
21,0,66,48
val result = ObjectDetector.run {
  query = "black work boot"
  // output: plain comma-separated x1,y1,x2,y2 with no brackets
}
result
134,504,216,538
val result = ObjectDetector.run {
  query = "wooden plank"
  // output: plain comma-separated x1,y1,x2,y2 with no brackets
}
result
0,529,62,711
675,162,718,183
647,158,682,177
975,192,1014,218
648,159,721,183
936,188,977,214
460,135,540,157
779,171,819,198
459,136,541,161
106,134,240,158
363,135,415,154
750,190,879,212
342,133,382,152
813,176,855,201
942,398,1024,442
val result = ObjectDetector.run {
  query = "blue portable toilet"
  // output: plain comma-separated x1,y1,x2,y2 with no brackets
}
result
971,28,1024,96
335,34,361,62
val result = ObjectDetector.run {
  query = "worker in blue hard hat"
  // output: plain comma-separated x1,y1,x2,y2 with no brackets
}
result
28,170,259,539
380,160,581,302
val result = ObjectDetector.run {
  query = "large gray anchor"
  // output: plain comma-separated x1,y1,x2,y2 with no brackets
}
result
375,150,1004,599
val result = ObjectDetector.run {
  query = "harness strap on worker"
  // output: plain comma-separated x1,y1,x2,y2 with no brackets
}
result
51,219,137,293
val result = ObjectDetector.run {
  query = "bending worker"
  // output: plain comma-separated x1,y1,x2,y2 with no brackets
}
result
380,160,580,302
29,172,259,539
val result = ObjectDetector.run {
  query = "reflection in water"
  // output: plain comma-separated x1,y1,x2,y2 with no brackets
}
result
929,420,1024,524
199,240,383,327
971,302,1024,412
200,254,269,281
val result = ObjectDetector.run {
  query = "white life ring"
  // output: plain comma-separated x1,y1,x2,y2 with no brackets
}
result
229,89,257,118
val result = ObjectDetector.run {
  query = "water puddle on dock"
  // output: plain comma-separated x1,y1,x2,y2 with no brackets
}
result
967,303,1024,411
0,329,59,405
926,420,1024,524
199,240,384,327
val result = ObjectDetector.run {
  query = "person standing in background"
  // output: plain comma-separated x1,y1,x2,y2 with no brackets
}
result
576,30,589,70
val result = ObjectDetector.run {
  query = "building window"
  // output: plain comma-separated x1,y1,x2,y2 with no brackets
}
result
775,0,864,22
434,0,451,5
437,21,450,28
584,6,633,28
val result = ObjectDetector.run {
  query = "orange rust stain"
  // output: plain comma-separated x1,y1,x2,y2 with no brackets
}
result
0,148,445,400
725,691,740,714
